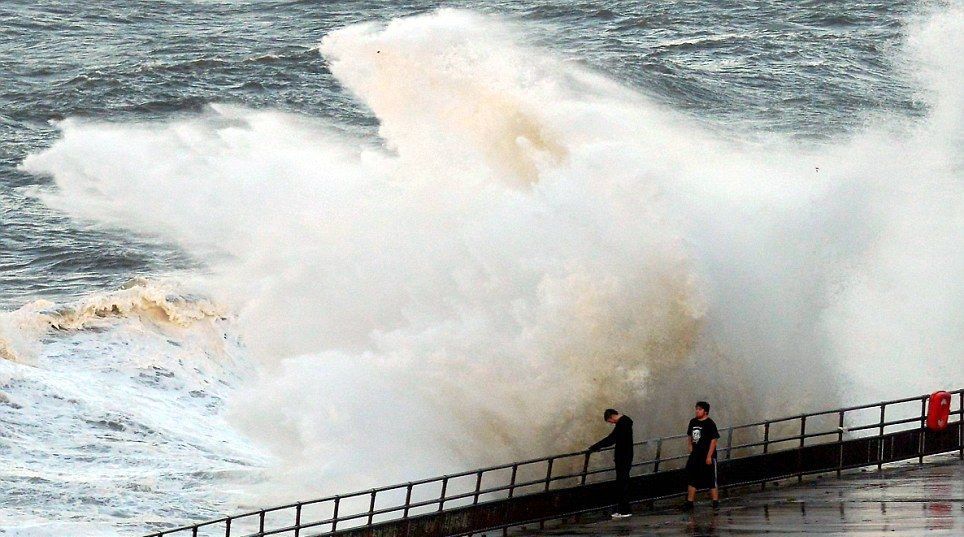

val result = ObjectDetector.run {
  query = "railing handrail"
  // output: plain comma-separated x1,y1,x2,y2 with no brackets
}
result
145,388,963,536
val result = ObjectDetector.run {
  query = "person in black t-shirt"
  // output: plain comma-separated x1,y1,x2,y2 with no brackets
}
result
682,401,720,511
588,409,634,518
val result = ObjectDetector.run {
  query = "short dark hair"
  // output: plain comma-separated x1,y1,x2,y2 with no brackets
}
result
603,409,619,420
696,401,710,413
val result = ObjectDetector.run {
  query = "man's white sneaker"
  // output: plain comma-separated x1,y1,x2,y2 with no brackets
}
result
611,513,632,519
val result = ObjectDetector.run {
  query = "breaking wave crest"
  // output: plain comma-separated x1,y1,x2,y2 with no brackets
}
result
0,279,225,363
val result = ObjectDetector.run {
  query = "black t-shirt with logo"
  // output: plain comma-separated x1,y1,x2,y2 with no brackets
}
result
687,417,720,461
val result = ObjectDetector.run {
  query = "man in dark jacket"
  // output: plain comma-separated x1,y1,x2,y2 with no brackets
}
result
588,409,634,517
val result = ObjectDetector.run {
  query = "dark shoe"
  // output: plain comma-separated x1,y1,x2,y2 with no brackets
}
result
681,501,694,512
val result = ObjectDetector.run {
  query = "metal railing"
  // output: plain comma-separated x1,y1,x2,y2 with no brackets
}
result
143,388,964,537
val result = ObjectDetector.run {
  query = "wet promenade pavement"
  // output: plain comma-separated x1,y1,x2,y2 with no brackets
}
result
520,455,963,536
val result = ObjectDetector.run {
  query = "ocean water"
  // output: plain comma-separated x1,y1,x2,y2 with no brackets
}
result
1,0,961,535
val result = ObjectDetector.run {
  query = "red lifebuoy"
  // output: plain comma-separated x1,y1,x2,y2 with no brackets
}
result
926,391,952,431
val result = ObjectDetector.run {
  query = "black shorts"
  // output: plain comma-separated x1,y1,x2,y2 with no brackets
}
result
685,456,718,489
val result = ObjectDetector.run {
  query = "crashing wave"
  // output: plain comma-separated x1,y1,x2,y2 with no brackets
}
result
0,278,226,363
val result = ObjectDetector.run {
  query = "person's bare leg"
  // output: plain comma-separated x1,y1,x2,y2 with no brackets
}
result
682,485,696,511
710,488,718,501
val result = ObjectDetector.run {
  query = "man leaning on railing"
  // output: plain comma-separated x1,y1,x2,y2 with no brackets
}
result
588,408,634,518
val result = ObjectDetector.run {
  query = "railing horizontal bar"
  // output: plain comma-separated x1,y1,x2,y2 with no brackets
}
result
449,477,557,501
149,516,234,535
326,473,589,524
880,416,927,428
729,417,941,453
837,395,930,413
434,485,510,504
728,393,953,431
582,467,616,478
254,518,329,537
855,416,924,433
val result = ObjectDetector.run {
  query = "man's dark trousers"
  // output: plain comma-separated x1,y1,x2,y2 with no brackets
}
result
615,458,632,514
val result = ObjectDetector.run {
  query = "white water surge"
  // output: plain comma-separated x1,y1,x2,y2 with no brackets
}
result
0,280,266,535
13,5,963,513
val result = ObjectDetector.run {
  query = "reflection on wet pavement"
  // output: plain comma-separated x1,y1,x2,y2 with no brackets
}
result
520,454,963,535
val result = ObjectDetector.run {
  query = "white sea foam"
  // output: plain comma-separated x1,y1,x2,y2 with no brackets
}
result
18,5,963,512
0,281,266,535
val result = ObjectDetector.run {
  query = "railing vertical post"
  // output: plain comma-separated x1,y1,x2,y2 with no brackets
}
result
575,452,591,524
331,496,340,532
959,391,963,460
725,428,734,460
878,404,886,470
653,438,662,473
508,464,518,498
258,511,265,535
193,526,198,537
224,517,231,537
439,477,449,511
474,471,483,504
580,452,590,485
294,504,302,537
837,410,845,478
504,464,519,535
538,458,554,529
761,421,770,491
919,395,928,464
798,415,807,483
368,490,376,525
403,484,413,518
